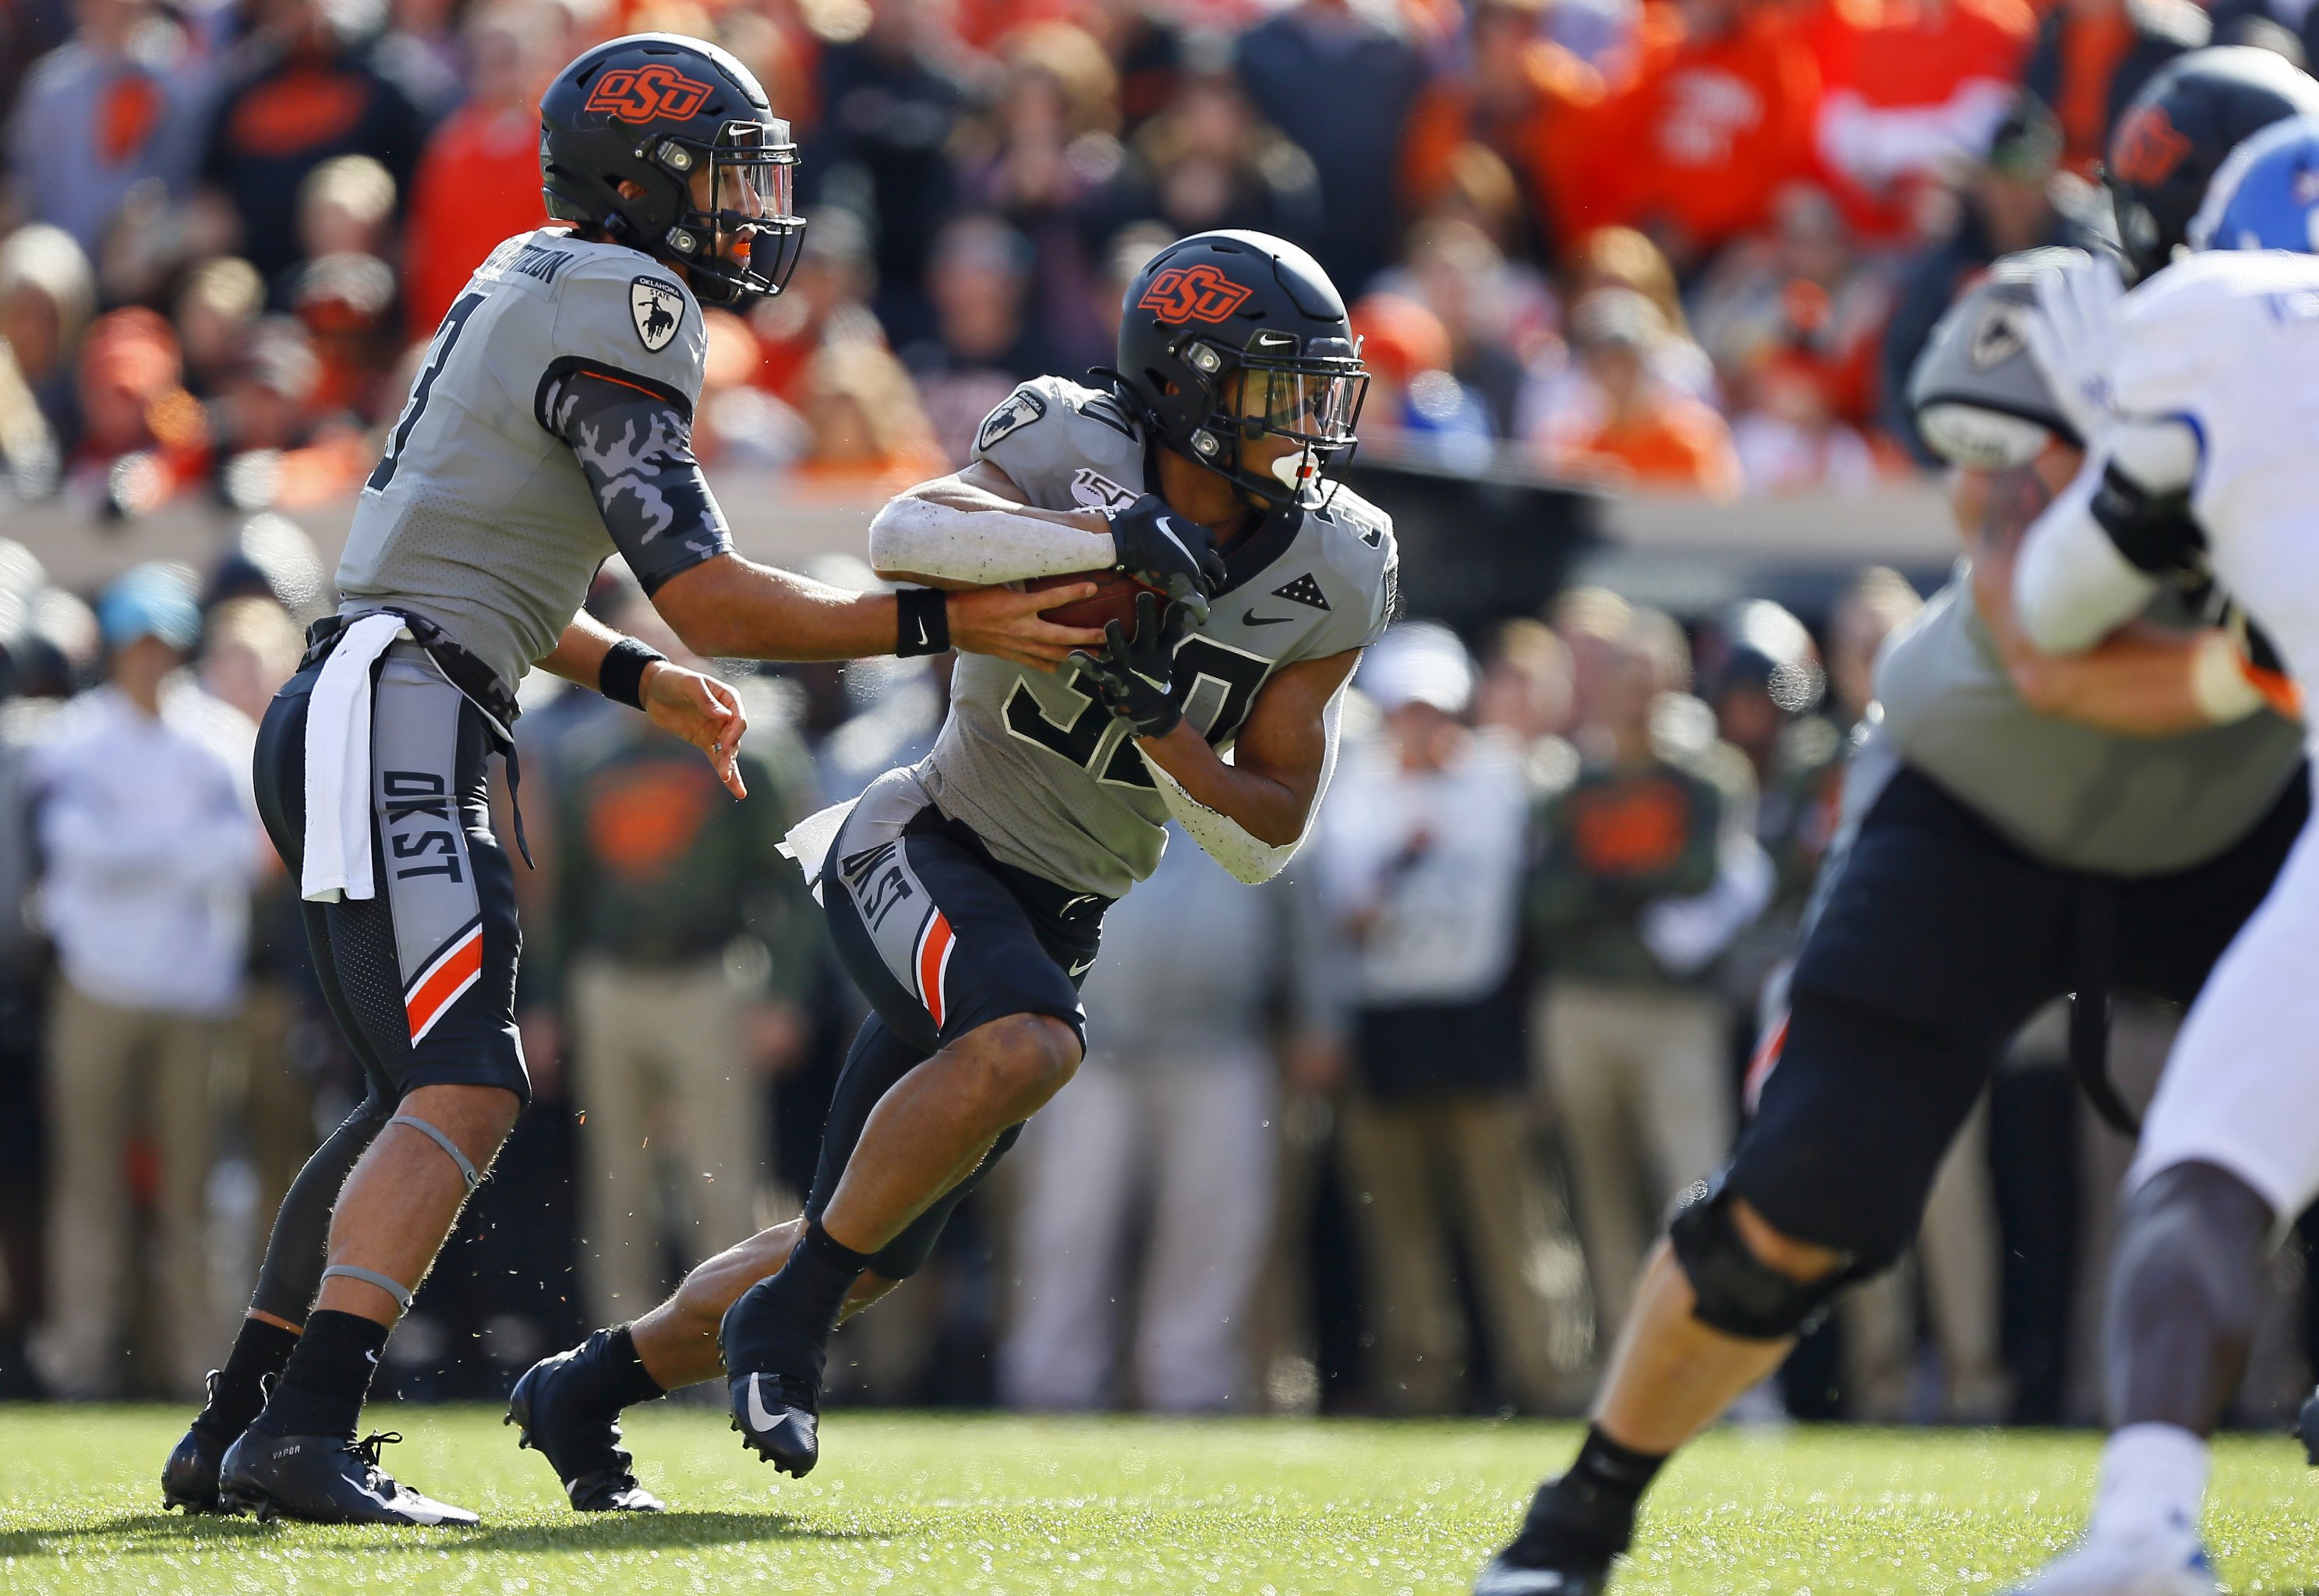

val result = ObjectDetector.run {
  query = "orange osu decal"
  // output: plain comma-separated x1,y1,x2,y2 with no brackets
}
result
2111,105,2194,188
585,63,714,122
1138,263,1253,324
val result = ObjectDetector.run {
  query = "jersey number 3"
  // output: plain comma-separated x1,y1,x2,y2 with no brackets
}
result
1004,637,1271,788
366,291,487,494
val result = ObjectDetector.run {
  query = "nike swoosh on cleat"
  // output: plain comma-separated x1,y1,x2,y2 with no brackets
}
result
744,1373,781,1434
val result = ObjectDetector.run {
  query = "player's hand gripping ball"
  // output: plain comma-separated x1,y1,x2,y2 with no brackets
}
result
1071,589,1200,737
1107,494,1225,614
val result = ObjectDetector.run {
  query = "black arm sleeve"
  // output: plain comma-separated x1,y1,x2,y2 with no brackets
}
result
536,357,734,594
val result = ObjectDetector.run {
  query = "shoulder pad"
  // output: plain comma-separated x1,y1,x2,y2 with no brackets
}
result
970,374,1148,513
1313,483,1395,556
546,244,706,399
1301,484,1401,651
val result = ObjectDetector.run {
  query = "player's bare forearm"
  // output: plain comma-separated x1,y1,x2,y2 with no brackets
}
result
1960,454,2221,736
1136,651,1359,846
653,551,1101,670
535,611,628,685
649,553,900,661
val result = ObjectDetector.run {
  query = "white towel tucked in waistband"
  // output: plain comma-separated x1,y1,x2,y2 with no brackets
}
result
301,612,409,903
777,796,858,907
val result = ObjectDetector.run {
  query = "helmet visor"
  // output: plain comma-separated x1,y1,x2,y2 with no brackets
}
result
708,123,801,233
684,122,805,300
1232,362,1367,450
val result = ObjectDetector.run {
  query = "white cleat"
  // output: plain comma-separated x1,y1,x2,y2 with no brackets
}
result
2006,1517,2217,1596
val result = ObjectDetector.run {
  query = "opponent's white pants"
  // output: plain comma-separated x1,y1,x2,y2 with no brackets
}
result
2130,790,2319,1227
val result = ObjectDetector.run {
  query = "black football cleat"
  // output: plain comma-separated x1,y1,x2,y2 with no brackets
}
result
1471,1477,1632,1596
161,1375,235,1514
726,1368,822,1477
505,1337,663,1513
2300,1385,2319,1464
217,1429,479,1525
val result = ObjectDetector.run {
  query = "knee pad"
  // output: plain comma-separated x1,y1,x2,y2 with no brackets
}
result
1668,1185,1851,1342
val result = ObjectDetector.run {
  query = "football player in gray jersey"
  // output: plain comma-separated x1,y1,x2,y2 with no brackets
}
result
165,34,1099,1529
512,230,1395,1501
1476,48,2319,1596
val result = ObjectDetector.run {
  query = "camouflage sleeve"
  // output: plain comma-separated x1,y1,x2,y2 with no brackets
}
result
535,359,733,594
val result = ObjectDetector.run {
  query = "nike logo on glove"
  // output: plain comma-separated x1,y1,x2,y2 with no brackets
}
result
1153,516,1196,563
1243,610,1292,627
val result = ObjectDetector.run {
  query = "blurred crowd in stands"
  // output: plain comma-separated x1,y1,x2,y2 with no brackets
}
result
2,0,2268,516
9,538,2317,1426
8,0,2319,1427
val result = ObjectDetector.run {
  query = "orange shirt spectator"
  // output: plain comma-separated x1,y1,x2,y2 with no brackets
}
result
69,308,211,515
1566,0,1822,268
1808,0,2034,239
401,2,561,338
1402,0,1607,249
402,107,549,337
1540,288,1743,497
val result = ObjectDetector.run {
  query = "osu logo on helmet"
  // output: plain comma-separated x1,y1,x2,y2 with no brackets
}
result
2112,105,2194,187
584,63,714,122
1138,263,1254,324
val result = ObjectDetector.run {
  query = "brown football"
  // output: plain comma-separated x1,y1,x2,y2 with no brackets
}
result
1027,568,1164,634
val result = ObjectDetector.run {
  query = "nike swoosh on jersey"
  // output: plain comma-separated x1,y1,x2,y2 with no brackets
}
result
1243,610,1294,626
1068,956,1096,976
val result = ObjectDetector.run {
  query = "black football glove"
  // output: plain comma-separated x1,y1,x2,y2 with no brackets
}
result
2090,461,2206,584
1073,591,1198,738
1107,494,1225,618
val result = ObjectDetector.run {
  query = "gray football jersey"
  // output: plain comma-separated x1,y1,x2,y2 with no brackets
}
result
337,228,726,692
1874,571,2303,874
918,375,1398,899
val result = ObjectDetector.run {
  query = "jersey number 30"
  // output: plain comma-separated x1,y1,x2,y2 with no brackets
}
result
366,291,487,494
1004,637,1271,788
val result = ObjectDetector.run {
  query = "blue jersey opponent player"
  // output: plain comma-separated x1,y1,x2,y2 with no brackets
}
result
501,228,1397,1513
159,32,1108,1527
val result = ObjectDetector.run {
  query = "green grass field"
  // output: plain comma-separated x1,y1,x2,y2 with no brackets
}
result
2,1407,2316,1594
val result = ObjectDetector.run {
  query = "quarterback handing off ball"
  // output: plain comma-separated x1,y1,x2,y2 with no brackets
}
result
1026,568,1167,632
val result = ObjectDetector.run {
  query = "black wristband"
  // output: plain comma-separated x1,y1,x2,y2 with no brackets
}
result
598,636,666,709
896,586,950,657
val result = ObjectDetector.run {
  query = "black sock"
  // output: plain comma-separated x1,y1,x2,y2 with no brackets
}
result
195,1317,301,1439
249,1310,391,1439
722,1220,871,1383
1561,1425,1667,1518
568,1324,666,1417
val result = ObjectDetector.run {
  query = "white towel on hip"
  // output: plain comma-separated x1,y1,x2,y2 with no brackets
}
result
777,796,858,906
301,612,410,903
